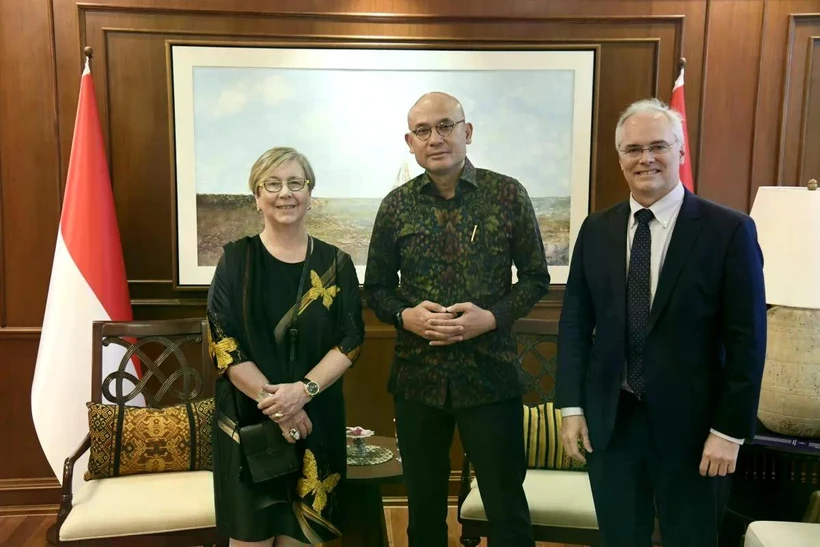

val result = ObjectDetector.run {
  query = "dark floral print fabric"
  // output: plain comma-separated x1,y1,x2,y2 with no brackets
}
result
364,158,550,408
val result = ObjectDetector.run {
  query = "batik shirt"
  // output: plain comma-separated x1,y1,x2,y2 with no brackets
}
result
364,158,550,408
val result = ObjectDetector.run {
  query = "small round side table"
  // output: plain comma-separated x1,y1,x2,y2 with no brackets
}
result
341,435,404,547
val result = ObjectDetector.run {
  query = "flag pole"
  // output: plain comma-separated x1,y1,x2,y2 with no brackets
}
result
670,56,694,192
83,46,92,73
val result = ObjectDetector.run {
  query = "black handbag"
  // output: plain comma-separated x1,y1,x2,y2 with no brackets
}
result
235,238,313,484
238,420,300,482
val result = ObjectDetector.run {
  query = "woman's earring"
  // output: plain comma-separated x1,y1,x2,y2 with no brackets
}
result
307,205,312,211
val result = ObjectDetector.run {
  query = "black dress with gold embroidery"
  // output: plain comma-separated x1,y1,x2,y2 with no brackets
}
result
207,235,364,543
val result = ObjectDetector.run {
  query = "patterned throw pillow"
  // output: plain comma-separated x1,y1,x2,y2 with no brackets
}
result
523,402,587,471
85,398,214,480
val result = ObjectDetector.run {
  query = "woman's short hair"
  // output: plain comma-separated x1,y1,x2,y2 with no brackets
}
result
248,147,316,195
614,98,684,149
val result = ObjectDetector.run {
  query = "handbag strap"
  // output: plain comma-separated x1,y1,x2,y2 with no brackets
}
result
231,235,313,425
288,237,313,369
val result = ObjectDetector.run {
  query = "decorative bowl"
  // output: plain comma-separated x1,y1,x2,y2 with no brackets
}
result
346,426,374,456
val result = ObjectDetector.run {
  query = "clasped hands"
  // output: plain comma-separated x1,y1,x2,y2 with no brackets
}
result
403,300,496,346
561,415,740,476
257,382,313,444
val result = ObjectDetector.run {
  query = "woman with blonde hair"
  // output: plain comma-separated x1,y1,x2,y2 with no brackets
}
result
207,146,364,546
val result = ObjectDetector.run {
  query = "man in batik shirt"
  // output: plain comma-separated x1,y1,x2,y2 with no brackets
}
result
364,92,550,547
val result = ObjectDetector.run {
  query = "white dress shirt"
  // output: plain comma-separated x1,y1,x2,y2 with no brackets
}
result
561,182,743,445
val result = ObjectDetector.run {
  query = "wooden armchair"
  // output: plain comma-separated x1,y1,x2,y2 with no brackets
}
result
47,318,224,546
457,318,601,546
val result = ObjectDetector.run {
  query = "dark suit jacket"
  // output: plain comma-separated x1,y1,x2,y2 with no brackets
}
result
556,190,767,460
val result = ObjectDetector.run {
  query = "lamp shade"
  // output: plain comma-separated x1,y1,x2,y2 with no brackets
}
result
749,186,820,309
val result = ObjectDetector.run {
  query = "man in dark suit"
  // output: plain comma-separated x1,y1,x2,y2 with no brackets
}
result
556,98,767,547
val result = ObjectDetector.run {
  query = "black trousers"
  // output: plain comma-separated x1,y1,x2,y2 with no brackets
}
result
587,390,731,547
394,394,534,547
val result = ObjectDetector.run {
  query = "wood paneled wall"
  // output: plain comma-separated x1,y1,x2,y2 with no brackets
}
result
1,0,819,514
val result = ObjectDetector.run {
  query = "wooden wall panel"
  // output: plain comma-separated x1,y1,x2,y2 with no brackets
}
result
751,0,820,205
0,336,54,479
697,0,765,211
106,32,177,282
0,0,63,510
779,15,820,187
2,0,820,514
801,38,820,183
0,0,61,328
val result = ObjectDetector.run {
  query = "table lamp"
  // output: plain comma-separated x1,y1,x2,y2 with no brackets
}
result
749,179,820,437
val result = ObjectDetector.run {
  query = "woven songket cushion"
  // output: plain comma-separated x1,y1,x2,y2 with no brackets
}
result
85,398,214,480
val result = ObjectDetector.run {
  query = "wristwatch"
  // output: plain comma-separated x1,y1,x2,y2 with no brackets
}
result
300,378,320,399
393,308,405,330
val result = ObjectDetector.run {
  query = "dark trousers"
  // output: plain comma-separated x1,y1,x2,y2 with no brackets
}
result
587,390,731,547
394,395,534,547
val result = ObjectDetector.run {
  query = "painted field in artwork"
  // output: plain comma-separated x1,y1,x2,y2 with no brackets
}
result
196,195,570,267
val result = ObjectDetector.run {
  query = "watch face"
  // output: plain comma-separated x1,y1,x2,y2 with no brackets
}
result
306,381,320,395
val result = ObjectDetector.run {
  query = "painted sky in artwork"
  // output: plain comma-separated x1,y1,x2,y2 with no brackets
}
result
192,67,576,197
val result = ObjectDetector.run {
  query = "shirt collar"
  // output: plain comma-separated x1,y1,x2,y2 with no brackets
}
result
418,157,478,194
629,181,684,229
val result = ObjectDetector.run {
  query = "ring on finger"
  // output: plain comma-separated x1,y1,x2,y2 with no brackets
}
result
289,428,301,441
273,412,284,419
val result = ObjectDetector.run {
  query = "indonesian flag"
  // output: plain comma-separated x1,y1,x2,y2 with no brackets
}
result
31,58,143,491
670,65,695,192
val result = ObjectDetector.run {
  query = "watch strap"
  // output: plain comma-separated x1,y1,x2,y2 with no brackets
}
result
394,308,405,329
300,377,319,398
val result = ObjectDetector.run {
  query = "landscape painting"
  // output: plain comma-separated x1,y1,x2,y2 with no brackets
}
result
169,45,595,286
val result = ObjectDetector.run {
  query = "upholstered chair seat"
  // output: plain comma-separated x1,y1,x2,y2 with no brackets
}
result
460,469,597,531
744,521,820,547
59,471,215,541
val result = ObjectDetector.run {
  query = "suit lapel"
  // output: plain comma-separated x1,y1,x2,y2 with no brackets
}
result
609,203,630,324
647,191,703,332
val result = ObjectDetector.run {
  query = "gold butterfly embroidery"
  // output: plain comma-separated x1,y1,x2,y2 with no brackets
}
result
207,328,238,371
296,449,340,513
303,270,339,310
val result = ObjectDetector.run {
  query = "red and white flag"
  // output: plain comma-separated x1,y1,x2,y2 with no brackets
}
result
670,65,695,192
31,58,143,490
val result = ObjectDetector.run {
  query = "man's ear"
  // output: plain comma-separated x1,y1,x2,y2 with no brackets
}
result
404,132,414,153
464,122,473,145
